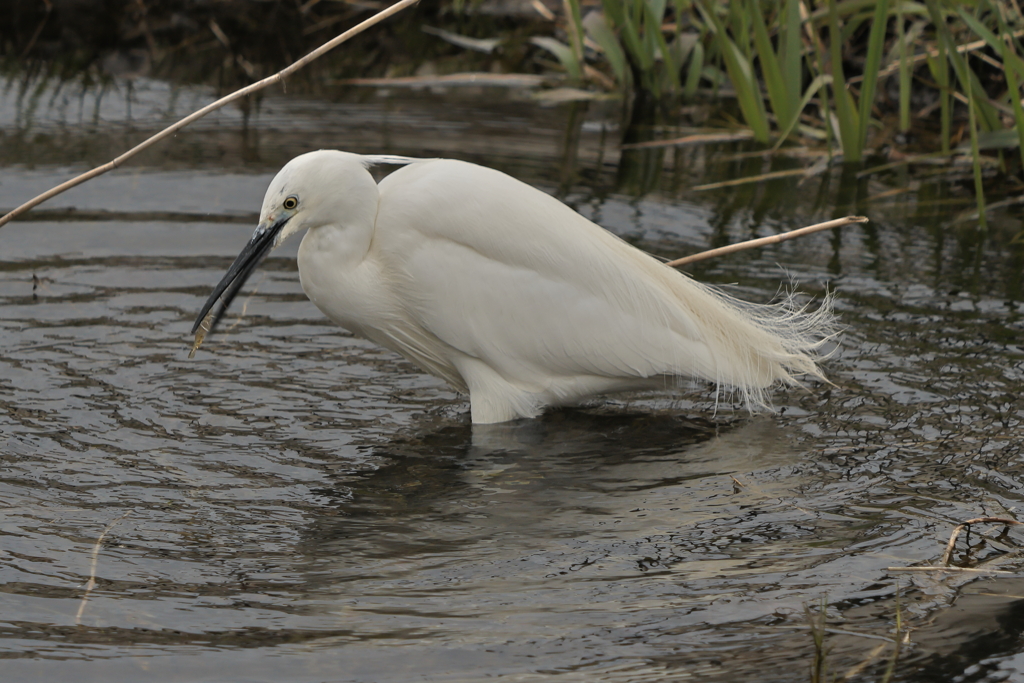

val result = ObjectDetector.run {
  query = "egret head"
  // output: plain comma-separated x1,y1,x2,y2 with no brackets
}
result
191,150,378,342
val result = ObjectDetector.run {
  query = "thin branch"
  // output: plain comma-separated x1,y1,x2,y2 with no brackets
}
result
941,516,1021,566
691,168,808,191
667,216,868,267
847,30,1024,84
621,130,755,149
0,0,420,231
75,510,133,626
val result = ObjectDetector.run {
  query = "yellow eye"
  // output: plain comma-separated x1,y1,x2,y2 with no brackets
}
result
283,196,298,210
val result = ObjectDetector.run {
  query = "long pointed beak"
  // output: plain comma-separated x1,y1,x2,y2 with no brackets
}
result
191,216,290,338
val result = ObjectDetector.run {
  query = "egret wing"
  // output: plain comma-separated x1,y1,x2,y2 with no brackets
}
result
374,160,719,389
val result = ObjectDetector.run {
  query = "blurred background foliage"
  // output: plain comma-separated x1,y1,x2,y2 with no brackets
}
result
4,0,1024,197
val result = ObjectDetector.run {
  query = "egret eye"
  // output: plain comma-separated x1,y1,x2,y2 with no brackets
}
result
283,196,299,210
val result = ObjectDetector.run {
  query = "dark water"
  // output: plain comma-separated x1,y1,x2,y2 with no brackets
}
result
2,71,1024,682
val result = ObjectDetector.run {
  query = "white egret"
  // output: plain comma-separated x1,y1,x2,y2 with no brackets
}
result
192,150,832,424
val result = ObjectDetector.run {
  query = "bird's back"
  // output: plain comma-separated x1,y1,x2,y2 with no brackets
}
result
366,158,830,418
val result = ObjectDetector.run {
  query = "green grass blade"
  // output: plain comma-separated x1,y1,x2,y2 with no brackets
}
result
880,586,903,683
1001,61,1024,170
698,1,770,142
728,0,752,61
563,0,586,77
530,36,582,82
684,38,704,97
964,56,988,233
856,0,889,154
958,7,1024,84
924,1,950,153
621,1,652,71
649,0,668,23
779,0,803,105
930,4,1000,132
720,41,770,143
646,0,682,93
772,73,833,150
750,0,794,130
583,12,631,89
672,0,692,27
956,8,1002,54
897,2,910,132
599,0,625,29
805,25,838,159
837,9,874,44
828,0,860,160
810,0,925,23
601,0,646,74
985,0,1024,170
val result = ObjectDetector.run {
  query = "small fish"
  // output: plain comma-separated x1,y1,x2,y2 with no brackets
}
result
189,310,215,358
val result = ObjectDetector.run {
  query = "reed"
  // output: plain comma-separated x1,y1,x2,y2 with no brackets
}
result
569,0,1024,174
535,0,1024,232
594,0,684,97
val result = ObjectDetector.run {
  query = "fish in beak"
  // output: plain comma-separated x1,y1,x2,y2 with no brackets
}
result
189,216,289,356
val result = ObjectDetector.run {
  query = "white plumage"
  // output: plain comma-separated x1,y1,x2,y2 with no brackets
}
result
193,150,832,424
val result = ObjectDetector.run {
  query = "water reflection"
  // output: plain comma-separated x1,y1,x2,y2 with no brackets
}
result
273,413,869,681
1,62,1024,682
3,63,1022,306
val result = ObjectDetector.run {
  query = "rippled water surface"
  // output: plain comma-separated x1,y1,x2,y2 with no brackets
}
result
2,72,1024,682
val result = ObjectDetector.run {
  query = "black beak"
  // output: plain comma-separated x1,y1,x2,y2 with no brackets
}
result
191,216,289,337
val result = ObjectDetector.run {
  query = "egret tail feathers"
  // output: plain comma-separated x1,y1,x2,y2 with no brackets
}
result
683,280,837,411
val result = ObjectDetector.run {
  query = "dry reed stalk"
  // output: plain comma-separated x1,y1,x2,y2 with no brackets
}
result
336,73,548,87
667,215,868,267
621,131,755,149
75,511,133,626
690,169,808,190
940,516,1021,566
847,29,1024,84
0,0,421,231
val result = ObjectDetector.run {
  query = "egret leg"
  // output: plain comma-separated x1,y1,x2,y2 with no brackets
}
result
454,357,542,424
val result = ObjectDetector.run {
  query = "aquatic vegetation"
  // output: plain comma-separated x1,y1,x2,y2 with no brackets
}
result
527,0,1024,232
5,0,1022,160
569,1,1024,163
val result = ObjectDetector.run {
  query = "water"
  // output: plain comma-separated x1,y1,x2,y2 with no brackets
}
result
2,71,1024,682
